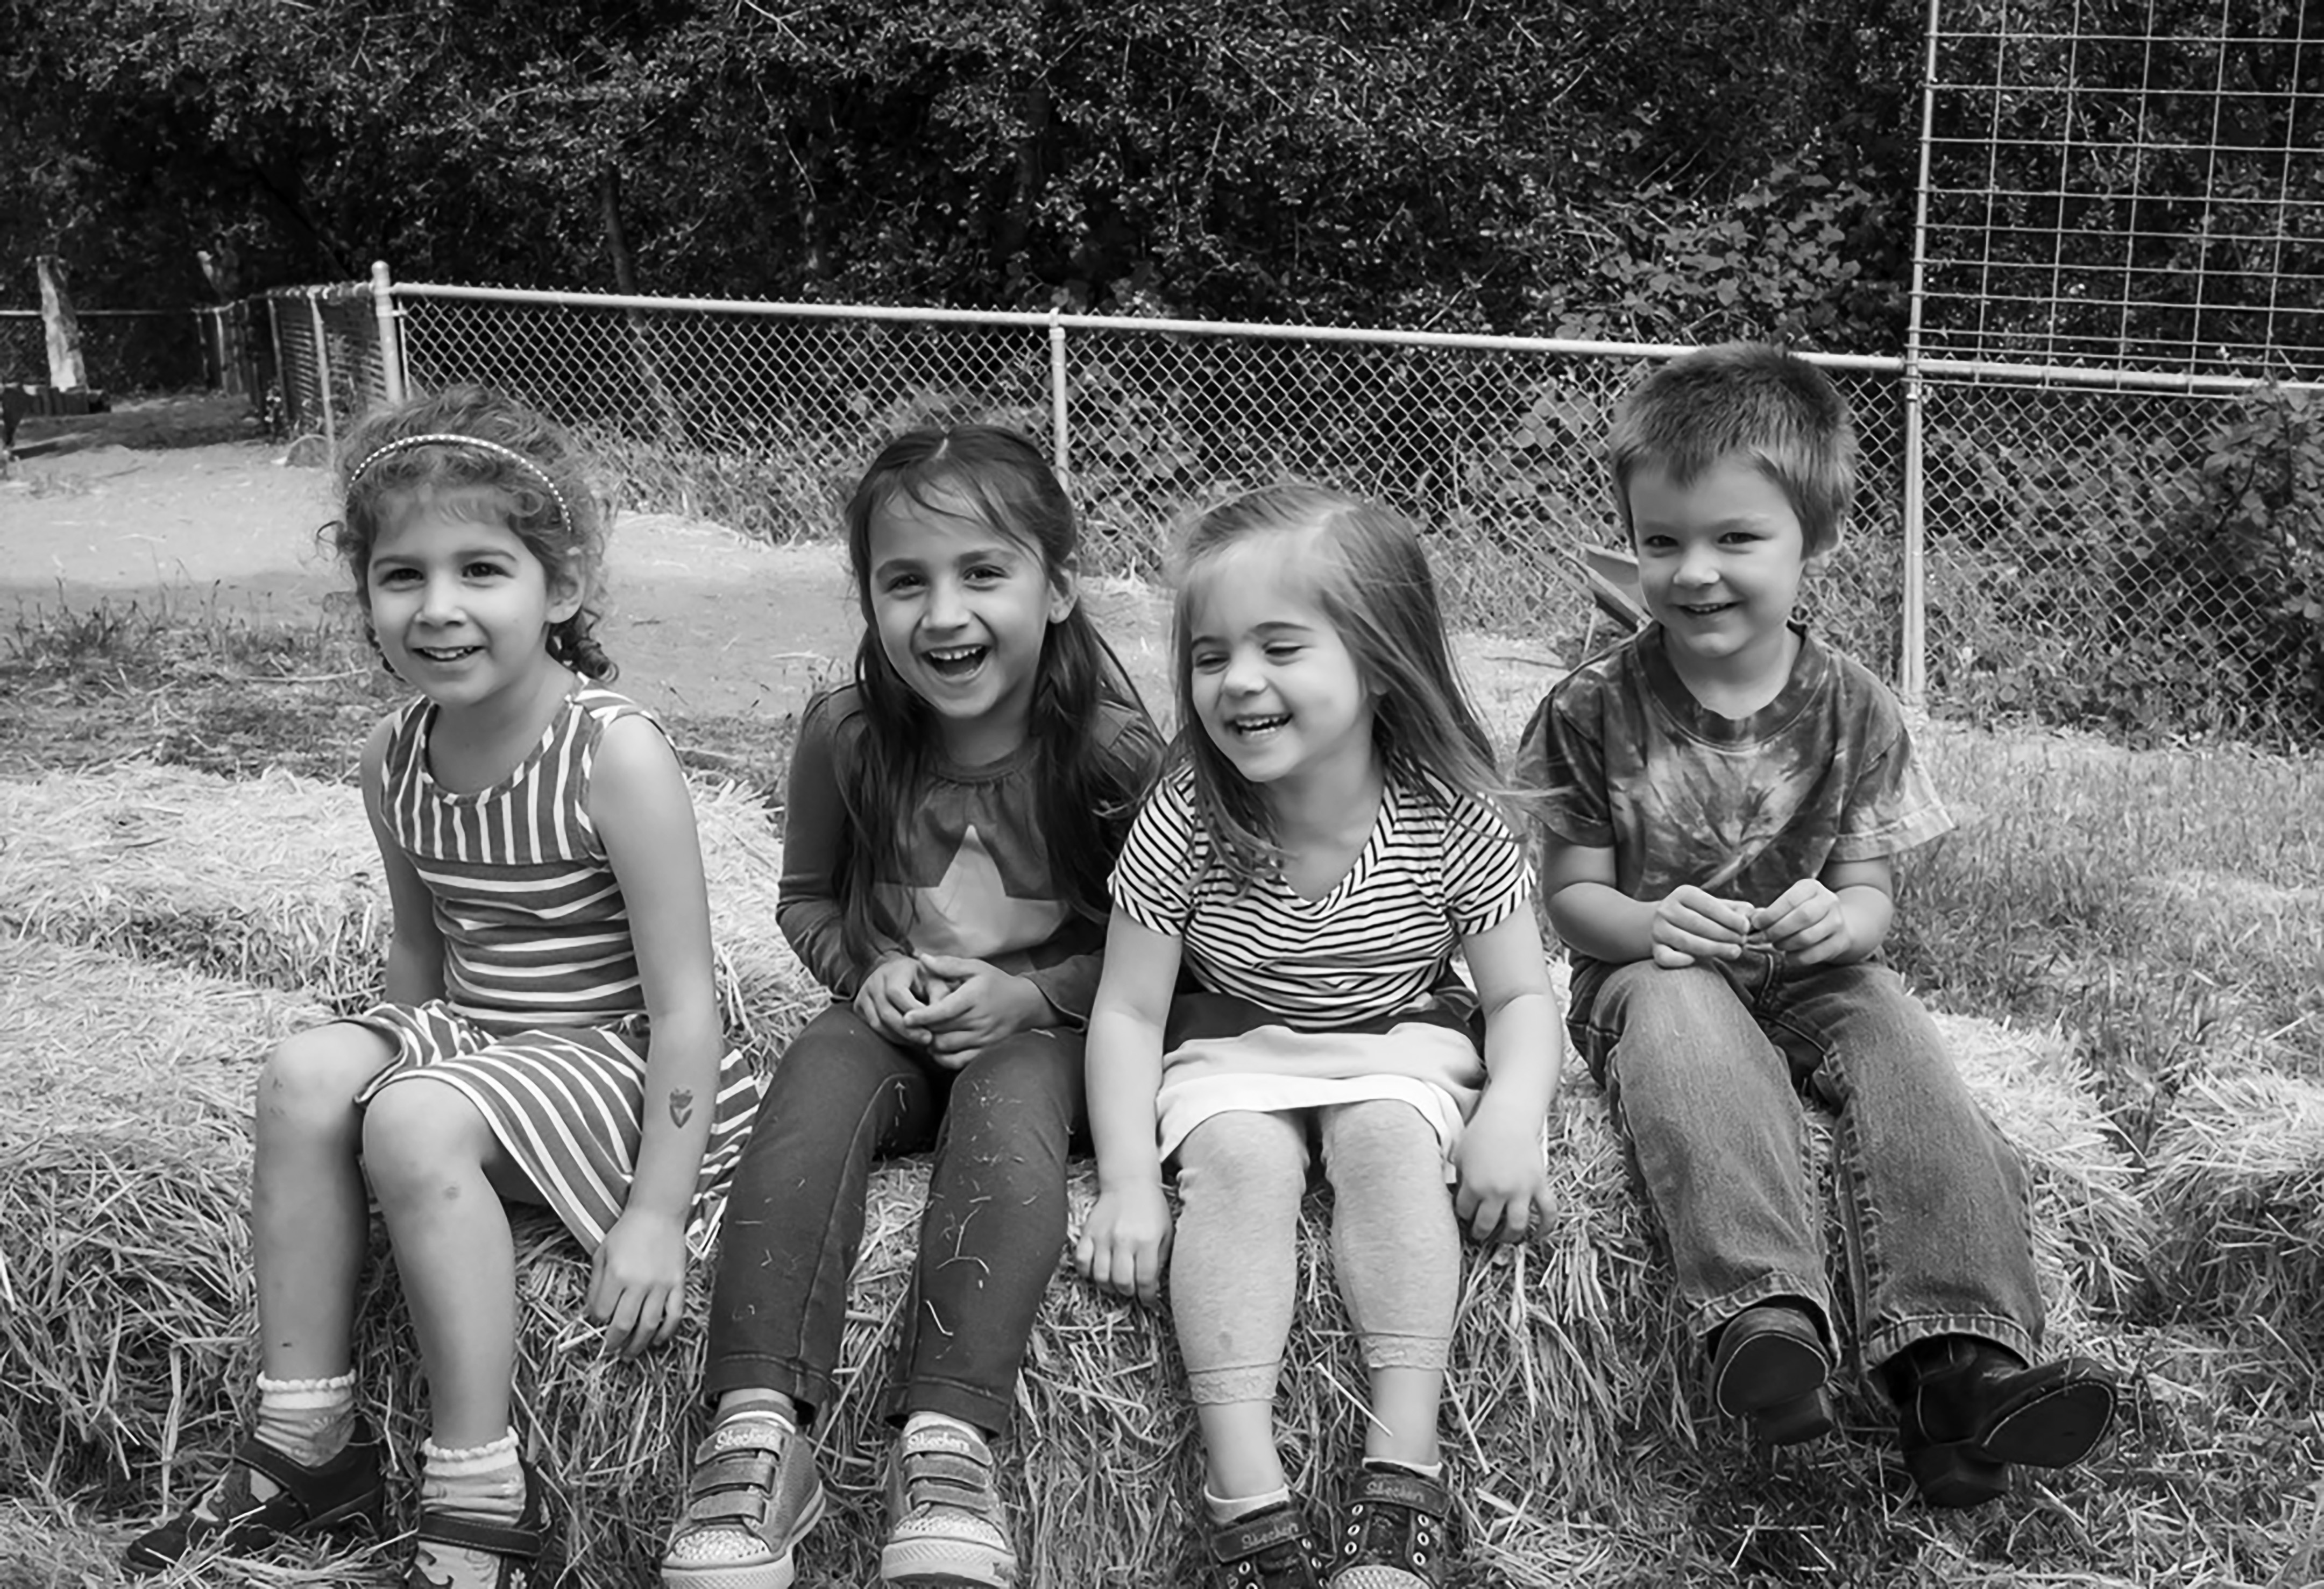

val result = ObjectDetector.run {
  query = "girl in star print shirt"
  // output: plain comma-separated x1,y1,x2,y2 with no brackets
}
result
664,426,1163,1589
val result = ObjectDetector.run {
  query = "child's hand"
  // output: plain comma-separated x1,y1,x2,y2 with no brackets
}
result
1651,885,1755,967
1751,879,1857,966
588,1207,688,1359
1075,1182,1174,1305
1454,1110,1556,1244
854,956,930,1044
903,954,1055,1068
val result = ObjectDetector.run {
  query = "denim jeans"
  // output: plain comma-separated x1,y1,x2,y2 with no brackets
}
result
703,1004,1084,1433
1569,952,2040,1372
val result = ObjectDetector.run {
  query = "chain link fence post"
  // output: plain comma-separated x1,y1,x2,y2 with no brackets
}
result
1048,309,1071,485
372,260,405,405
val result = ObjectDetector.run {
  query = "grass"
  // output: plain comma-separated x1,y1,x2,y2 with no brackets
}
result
7,592,2324,1586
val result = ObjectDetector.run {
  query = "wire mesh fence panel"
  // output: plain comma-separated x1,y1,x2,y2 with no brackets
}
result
1920,3,2324,382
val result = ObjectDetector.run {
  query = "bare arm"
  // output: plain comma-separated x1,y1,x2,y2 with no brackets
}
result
1073,911,1182,1304
1451,908,1563,1241
362,716,445,1006
1542,839,1754,970
587,715,726,1354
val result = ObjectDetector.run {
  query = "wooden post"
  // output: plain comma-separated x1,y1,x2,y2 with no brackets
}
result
36,255,87,391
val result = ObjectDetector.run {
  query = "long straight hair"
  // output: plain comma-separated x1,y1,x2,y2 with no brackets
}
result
1172,485,1508,888
834,425,1147,963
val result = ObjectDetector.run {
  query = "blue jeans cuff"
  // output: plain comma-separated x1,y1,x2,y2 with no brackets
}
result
1862,1313,2037,1378
1692,1274,1837,1356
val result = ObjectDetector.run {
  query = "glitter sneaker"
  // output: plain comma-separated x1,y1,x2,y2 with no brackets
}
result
878,1420,1018,1587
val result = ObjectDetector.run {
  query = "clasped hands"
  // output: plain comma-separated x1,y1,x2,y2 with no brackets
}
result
1650,877,1858,969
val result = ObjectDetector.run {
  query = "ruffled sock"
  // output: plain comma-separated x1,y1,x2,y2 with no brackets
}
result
195,1371,356,1520
412,1429,526,1588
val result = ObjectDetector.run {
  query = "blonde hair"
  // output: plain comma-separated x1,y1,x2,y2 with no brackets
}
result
1607,341,1858,558
1172,485,1507,887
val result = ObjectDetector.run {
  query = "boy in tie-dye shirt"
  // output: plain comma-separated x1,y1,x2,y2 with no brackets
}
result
1517,343,2116,1508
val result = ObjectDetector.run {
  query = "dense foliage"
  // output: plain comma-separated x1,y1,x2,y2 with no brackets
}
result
0,0,1919,346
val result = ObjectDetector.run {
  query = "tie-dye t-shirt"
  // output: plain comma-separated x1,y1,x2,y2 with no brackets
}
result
1517,624,1952,976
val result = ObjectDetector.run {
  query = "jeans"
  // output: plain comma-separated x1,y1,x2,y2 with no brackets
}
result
703,1005,1083,1433
1569,952,2040,1372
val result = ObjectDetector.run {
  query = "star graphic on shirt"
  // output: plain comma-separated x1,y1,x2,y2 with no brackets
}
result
888,823,1067,959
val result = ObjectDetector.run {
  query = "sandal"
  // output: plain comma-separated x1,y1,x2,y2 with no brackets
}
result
123,1424,385,1573
408,1460,559,1589
1329,1464,1452,1588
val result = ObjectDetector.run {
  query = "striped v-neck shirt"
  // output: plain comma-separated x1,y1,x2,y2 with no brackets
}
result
1110,763,1531,1029
379,686,649,1031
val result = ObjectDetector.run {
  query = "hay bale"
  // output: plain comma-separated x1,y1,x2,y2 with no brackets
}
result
0,764,386,1008
2148,1067,2324,1336
0,764,817,1043
5,937,330,1128
6,1002,2150,1588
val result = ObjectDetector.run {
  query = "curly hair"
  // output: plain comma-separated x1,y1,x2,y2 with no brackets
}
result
328,384,614,679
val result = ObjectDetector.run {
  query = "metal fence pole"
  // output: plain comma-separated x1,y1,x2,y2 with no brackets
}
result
265,294,294,432
372,260,406,404
308,290,337,451
1895,0,1945,708
1048,310,1070,484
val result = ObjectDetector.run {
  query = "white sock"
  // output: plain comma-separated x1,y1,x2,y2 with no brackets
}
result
1203,1483,1291,1524
419,1429,526,1521
1364,1455,1444,1480
253,1371,358,1467
197,1371,357,1520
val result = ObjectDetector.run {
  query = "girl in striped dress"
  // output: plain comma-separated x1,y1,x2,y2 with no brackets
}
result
127,386,759,1589
1076,488,1563,1589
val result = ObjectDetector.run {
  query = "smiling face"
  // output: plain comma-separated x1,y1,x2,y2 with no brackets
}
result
1184,534,1376,797
1626,452,1812,698
864,486,1075,764
365,488,578,713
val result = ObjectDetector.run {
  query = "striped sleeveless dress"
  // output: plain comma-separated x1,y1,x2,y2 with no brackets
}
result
351,686,761,1252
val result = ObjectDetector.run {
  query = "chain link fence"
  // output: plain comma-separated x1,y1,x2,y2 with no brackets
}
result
198,280,2324,748
383,291,1908,681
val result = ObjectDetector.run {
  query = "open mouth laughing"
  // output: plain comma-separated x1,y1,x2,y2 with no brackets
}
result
922,643,989,679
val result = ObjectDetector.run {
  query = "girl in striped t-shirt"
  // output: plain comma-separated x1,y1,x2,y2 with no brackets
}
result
128,386,758,1589
1076,488,1563,1589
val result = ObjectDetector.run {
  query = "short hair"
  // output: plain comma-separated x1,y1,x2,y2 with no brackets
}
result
1606,342,1858,558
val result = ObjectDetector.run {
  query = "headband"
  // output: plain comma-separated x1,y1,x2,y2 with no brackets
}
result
345,433,573,532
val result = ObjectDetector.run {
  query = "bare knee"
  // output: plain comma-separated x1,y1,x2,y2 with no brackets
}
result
361,1078,491,1202
256,1023,394,1139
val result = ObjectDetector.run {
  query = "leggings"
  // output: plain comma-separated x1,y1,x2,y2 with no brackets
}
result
1170,1101,1458,1404
703,1005,1083,1433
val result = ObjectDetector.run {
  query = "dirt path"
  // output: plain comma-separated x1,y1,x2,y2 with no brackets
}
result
0,396,1553,735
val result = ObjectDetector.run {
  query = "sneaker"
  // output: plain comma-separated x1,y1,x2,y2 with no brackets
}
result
1707,1303,1834,1446
123,1424,385,1573
1208,1498,1329,1589
878,1421,1018,1587
662,1414,827,1589
1327,1464,1451,1589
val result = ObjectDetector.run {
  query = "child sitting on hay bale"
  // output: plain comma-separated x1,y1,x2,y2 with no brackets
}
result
125,385,763,1589
1517,342,2117,1507
659,426,1165,1589
1078,486,1563,1589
